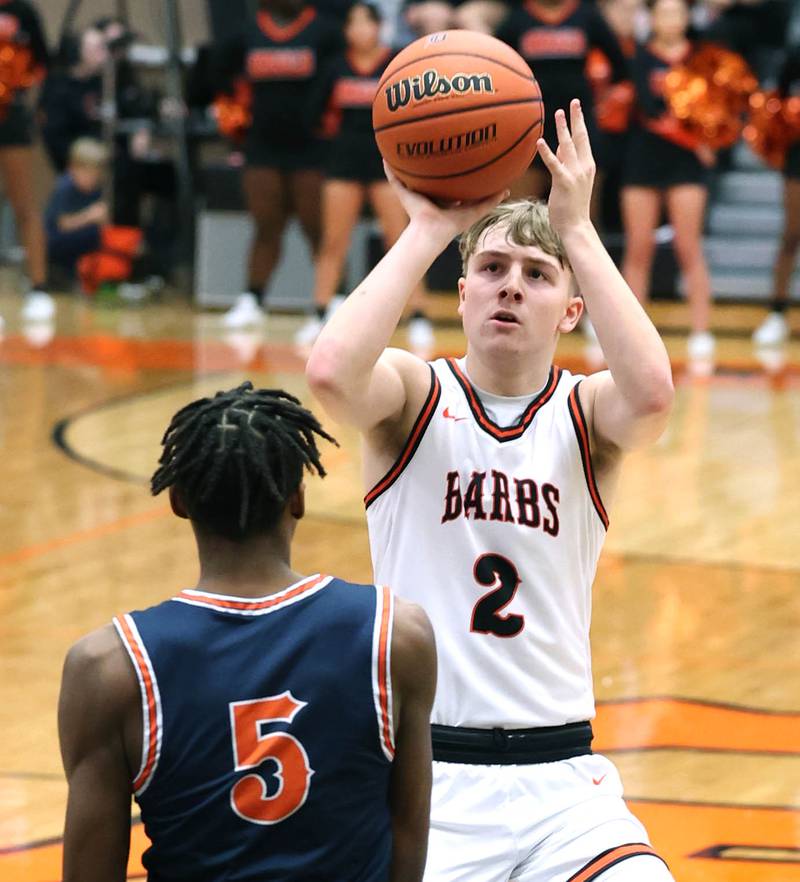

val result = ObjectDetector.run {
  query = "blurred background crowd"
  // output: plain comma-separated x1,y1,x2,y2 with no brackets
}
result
0,0,798,358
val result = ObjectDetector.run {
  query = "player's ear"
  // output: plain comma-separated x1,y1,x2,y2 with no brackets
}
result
169,485,190,520
457,276,466,315
288,483,305,521
558,287,584,334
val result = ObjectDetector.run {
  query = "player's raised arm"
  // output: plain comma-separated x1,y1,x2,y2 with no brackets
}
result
538,100,674,450
59,626,136,882
387,598,437,882
306,169,507,434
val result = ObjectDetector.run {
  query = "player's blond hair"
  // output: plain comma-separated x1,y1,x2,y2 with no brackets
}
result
458,200,571,276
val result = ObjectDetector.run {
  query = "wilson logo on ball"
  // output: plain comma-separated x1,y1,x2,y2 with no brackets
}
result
398,123,497,158
385,69,494,112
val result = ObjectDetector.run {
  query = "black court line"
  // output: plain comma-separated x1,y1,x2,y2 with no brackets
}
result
50,374,236,487
0,771,63,781
691,844,800,863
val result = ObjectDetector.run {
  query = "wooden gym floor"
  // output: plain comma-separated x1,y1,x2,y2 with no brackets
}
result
1,279,799,881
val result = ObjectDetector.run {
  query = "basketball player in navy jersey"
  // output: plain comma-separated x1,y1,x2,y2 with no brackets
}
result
308,102,675,880
58,384,436,882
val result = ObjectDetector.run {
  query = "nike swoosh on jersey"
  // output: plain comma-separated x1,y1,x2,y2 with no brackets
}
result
443,407,468,422
592,774,607,785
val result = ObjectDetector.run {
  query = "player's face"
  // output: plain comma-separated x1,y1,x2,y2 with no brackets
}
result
458,227,582,357
650,0,689,42
346,6,381,52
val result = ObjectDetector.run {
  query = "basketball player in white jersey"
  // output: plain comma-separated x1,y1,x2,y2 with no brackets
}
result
307,100,676,881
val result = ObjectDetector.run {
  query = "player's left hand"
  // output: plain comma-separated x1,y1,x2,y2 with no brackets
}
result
537,99,595,237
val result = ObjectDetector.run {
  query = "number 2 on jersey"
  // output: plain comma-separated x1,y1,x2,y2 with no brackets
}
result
470,553,525,637
229,691,314,825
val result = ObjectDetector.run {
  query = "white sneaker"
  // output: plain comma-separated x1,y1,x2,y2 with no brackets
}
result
222,292,265,329
294,315,324,346
687,330,716,360
408,315,435,350
21,291,56,322
23,322,55,348
752,312,789,346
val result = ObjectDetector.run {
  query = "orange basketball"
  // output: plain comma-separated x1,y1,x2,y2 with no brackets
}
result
372,30,543,202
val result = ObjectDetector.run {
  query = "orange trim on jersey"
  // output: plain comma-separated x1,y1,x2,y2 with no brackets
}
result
115,615,159,793
346,46,391,77
568,383,609,530
257,7,317,43
176,574,328,612
567,843,666,881
447,358,562,442
524,0,579,25
364,367,441,508
377,586,395,758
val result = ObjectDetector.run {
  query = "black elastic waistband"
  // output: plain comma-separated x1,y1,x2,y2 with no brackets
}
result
431,721,593,765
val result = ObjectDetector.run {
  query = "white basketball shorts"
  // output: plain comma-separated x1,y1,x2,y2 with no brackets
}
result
423,753,674,882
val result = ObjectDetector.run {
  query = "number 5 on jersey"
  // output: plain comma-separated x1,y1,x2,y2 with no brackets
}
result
229,691,314,824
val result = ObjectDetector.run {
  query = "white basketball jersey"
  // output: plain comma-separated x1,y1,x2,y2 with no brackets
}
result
366,357,609,729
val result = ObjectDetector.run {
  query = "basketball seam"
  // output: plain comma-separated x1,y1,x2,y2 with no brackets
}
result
387,116,542,181
374,97,543,134
376,51,536,92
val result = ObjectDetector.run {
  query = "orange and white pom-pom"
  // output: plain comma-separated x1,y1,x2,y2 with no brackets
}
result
743,90,800,170
663,43,757,149
213,79,253,143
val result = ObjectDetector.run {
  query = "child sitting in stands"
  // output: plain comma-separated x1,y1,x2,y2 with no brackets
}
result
45,138,109,282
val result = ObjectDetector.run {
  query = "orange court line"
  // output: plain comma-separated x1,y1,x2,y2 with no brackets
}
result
595,698,800,754
0,334,307,374
0,505,171,570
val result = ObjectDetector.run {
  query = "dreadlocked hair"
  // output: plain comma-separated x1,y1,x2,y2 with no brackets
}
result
151,382,338,541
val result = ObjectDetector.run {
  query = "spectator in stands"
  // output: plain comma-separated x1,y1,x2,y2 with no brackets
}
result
0,0,52,326
754,45,800,346
45,138,108,284
38,26,106,173
621,0,716,360
214,0,343,329
39,20,175,245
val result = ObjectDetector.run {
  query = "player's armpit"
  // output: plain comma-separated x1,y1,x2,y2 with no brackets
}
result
307,345,431,435
388,598,437,882
580,368,673,454
58,625,139,882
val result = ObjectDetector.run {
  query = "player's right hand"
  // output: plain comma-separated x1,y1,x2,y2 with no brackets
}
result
383,161,509,245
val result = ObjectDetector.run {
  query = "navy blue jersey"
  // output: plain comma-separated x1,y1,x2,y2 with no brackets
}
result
114,574,395,882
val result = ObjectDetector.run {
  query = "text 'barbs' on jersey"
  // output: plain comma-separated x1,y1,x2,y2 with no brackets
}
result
441,469,560,535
